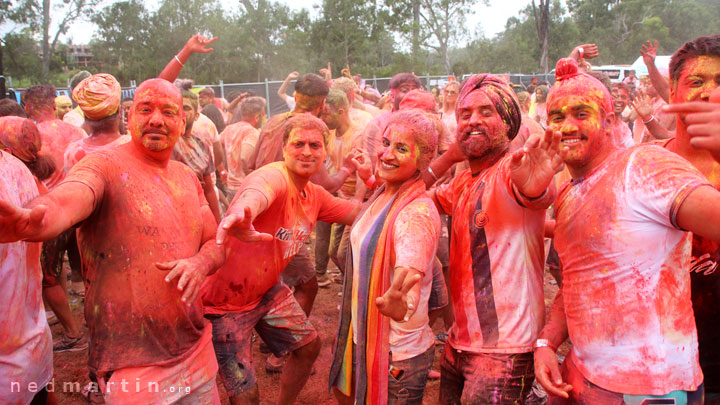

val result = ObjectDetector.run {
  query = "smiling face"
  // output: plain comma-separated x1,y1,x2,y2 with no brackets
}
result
548,93,613,173
456,89,510,161
377,123,421,186
611,86,629,115
282,127,327,179
127,79,185,160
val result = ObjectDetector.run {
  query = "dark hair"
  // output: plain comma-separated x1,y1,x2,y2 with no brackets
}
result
174,78,195,91
0,99,28,118
240,97,266,121
70,71,92,91
85,113,120,134
389,73,423,90
23,85,57,111
27,155,56,181
181,89,199,111
612,82,630,95
294,74,329,98
588,71,612,92
199,87,215,97
201,104,226,133
670,35,720,85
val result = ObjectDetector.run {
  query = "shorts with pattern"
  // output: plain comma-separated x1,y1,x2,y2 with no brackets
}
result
206,283,317,396
279,243,315,287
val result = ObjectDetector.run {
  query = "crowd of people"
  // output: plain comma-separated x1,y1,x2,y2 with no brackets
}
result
1,32,720,405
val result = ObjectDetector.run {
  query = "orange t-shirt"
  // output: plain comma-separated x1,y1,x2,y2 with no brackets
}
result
202,162,356,313
61,144,210,373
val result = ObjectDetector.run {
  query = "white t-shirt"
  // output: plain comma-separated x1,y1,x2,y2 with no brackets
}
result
0,151,53,404
555,145,708,395
350,195,440,361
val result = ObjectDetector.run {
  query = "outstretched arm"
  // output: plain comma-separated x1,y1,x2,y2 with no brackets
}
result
640,40,670,103
216,189,273,245
0,181,96,243
158,35,217,82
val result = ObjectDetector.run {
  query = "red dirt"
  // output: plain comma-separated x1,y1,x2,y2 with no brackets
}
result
50,263,561,404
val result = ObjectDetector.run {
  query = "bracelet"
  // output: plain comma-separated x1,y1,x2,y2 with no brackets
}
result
364,174,376,189
578,47,584,60
533,339,557,352
643,115,655,125
427,166,439,181
340,166,352,177
517,187,547,201
174,55,184,67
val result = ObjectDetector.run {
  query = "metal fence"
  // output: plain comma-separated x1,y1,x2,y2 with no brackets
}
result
7,72,556,118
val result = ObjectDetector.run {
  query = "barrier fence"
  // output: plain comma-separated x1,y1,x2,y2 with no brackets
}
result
7,72,555,118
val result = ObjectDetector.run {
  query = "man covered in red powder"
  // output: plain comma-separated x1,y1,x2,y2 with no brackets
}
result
660,34,720,400
422,73,562,403
22,85,86,189
220,96,266,195
0,78,225,403
534,57,720,404
202,114,367,405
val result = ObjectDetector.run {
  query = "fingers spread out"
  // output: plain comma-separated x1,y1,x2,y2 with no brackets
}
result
400,273,422,294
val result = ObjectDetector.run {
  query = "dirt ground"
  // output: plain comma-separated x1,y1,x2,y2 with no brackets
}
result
50,260,562,404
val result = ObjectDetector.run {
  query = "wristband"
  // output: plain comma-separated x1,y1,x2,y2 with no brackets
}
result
643,115,655,125
174,55,184,67
340,166,352,177
533,339,557,352
427,166,439,181
578,47,585,60
364,174,376,189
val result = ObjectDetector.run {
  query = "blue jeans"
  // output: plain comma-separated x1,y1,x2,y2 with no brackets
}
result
388,345,435,405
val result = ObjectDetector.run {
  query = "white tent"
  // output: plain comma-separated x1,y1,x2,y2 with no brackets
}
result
629,55,672,76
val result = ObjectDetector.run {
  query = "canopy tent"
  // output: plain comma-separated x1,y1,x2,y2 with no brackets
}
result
630,55,672,76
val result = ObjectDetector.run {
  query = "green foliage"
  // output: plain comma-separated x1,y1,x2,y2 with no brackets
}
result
2,0,720,86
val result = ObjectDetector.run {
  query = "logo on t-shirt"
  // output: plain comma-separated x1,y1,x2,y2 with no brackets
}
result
472,209,489,228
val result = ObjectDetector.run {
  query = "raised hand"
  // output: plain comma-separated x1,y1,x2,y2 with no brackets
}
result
534,347,573,399
630,90,653,120
509,129,566,198
376,267,422,322
640,40,658,66
156,257,209,304
664,86,720,163
349,148,372,182
184,34,218,54
216,206,273,245
0,200,47,243
570,44,598,61
287,71,299,81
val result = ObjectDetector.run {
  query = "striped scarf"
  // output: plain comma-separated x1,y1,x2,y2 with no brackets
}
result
329,176,427,404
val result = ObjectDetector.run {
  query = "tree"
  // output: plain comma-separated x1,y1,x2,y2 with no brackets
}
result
389,0,484,75
531,0,550,72
7,0,103,82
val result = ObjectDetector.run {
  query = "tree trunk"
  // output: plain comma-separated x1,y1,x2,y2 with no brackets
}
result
442,44,452,75
412,0,420,55
532,0,550,73
41,0,50,83
540,28,548,73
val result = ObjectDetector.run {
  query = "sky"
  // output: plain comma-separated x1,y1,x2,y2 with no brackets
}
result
55,0,532,45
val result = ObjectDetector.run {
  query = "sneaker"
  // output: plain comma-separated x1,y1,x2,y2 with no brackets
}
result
53,333,88,352
427,369,441,380
317,274,332,288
